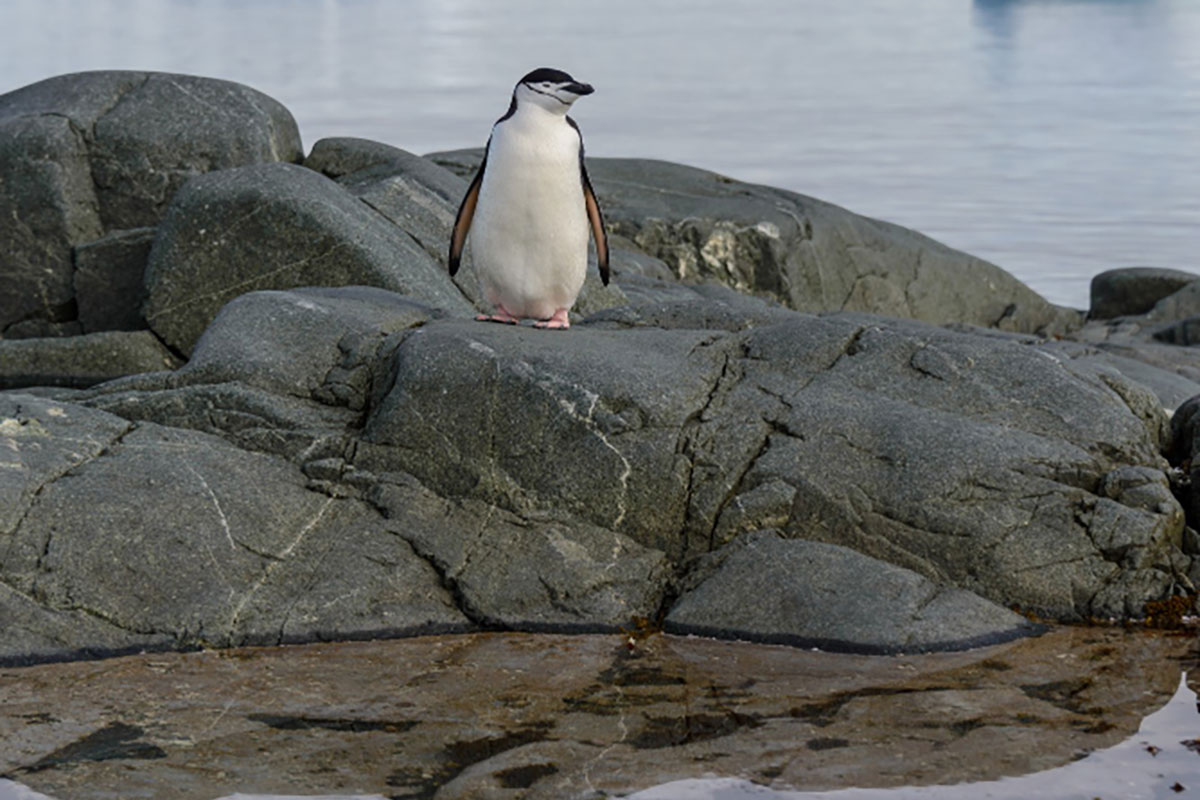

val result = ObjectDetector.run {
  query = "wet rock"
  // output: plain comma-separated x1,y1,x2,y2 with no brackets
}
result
0,71,301,335
665,530,1039,653
0,331,182,390
142,162,474,355
73,228,156,333
0,628,1190,800
1089,267,1200,320
429,149,1081,336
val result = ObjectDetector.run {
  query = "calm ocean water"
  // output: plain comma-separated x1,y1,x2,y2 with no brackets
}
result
1,0,1197,310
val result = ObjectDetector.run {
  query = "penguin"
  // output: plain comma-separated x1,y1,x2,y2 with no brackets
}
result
448,67,609,330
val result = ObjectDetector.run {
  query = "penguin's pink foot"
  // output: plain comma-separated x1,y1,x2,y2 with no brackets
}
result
534,308,571,330
475,305,520,325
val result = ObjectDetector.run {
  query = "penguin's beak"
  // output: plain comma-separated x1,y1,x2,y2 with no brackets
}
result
565,82,594,96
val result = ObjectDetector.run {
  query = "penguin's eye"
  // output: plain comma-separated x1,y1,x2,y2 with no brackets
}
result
540,82,552,89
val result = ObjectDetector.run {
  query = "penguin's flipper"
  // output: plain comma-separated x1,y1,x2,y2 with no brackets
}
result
582,169,609,286
449,154,488,277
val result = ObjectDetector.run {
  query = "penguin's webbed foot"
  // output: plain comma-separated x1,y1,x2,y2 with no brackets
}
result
476,304,521,325
533,308,571,330
476,314,520,325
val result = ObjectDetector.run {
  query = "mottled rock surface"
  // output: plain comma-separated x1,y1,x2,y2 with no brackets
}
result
666,530,1039,653
0,331,181,390
142,162,474,355
0,71,301,336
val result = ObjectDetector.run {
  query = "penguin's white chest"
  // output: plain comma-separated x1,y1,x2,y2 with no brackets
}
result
470,115,590,320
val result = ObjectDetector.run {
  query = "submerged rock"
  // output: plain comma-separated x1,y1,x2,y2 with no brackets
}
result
0,628,1190,799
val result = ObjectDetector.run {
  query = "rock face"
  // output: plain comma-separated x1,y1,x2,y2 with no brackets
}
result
3,279,1197,662
0,394,467,665
356,310,1189,621
428,150,1082,336
3,71,1199,667
142,162,475,355
0,331,181,390
0,71,302,337
665,530,1040,653
1090,267,1200,320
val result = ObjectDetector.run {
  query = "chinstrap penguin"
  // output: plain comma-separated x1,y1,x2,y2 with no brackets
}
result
449,67,609,330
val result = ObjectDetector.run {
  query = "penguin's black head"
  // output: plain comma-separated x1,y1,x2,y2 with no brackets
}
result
514,67,594,113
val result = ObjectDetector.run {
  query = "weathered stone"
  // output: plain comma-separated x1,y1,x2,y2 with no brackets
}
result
666,530,1040,653
1090,267,1200,320
180,286,441,406
143,162,475,355
73,227,156,332
370,475,670,631
357,314,1188,620
0,115,100,335
356,320,727,560
0,331,182,390
0,71,301,335
83,380,360,463
429,150,1081,336
0,397,467,661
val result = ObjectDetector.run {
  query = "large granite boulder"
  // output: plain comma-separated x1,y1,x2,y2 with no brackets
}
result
0,71,302,337
356,310,1189,621
142,162,475,355
428,150,1082,336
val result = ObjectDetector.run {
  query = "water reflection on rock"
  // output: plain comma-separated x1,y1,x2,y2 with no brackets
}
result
0,627,1193,799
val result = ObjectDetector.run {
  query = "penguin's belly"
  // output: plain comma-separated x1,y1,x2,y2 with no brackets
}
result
471,145,590,320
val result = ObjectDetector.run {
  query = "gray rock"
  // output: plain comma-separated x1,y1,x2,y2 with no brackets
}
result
1037,338,1200,413
666,530,1040,653
0,114,100,335
370,475,670,631
0,71,302,336
142,162,475,355
0,394,468,661
0,330,182,390
307,137,625,321
355,319,728,560
180,286,441,407
357,313,1188,620
1090,267,1200,320
305,137,467,266
73,227,157,332
83,379,360,464
428,150,1081,336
